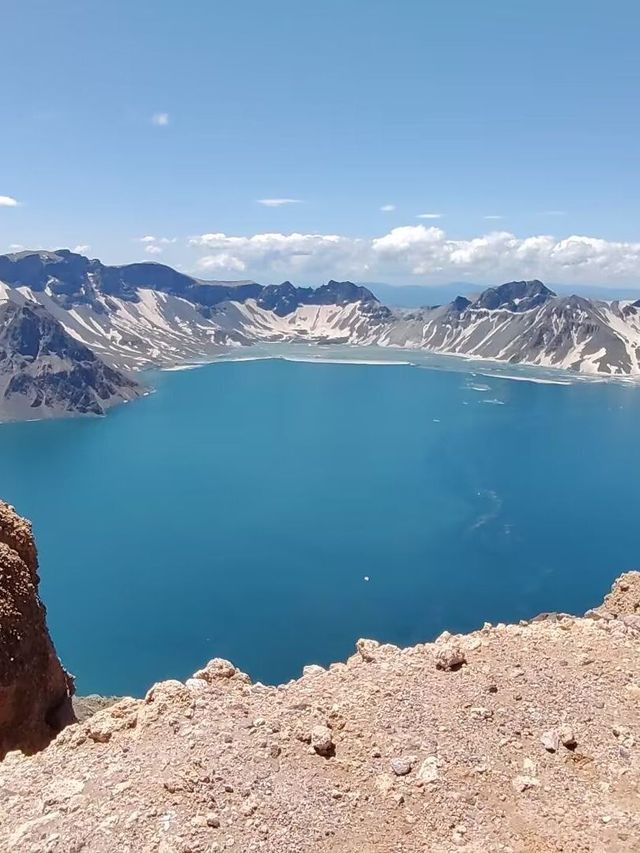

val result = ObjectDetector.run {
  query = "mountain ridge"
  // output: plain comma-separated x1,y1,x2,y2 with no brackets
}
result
0,297,142,420
1,249,640,419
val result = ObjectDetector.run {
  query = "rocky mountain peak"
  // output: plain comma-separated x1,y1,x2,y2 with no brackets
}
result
322,280,378,304
256,280,378,317
473,279,556,312
450,295,472,312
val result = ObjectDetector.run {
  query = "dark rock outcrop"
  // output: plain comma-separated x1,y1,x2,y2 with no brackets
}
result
0,300,142,419
0,251,378,318
0,502,74,758
472,279,556,312
256,279,378,317
0,250,261,310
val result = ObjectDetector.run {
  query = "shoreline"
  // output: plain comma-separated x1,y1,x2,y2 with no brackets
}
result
2,343,638,426
158,342,637,387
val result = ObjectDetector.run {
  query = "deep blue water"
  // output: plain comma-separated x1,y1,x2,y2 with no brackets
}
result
1,356,639,695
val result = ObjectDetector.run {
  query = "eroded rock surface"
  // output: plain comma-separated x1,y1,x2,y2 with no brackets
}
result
600,571,640,616
0,572,639,851
0,502,74,758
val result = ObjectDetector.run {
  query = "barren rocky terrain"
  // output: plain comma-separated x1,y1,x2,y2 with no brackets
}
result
0,502,74,757
1,573,638,852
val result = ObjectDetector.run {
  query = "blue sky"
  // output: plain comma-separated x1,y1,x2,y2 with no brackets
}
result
2,0,640,285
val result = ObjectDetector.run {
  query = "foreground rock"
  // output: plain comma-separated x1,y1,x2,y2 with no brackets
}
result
0,503,74,758
1,574,639,851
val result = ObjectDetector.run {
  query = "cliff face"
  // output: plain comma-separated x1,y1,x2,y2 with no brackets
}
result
0,502,74,758
0,300,143,420
0,572,638,852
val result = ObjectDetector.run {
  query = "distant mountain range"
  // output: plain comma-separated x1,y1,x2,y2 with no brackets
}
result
1,249,639,419
368,281,640,308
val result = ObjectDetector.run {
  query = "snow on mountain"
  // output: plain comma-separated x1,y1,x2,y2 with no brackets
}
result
1,251,640,390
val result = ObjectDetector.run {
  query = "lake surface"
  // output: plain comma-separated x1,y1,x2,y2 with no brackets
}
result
1,350,639,695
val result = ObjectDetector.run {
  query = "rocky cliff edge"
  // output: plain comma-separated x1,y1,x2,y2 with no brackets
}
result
0,502,74,758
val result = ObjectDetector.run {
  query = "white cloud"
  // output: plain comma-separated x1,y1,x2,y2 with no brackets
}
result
483,215,503,220
143,236,174,244
380,204,396,212
256,198,302,207
8,243,24,251
151,112,170,126
0,196,20,207
73,244,91,254
190,231,366,277
417,212,443,219
136,235,176,256
187,226,640,285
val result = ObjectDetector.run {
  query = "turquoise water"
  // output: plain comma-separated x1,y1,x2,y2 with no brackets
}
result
1,355,639,695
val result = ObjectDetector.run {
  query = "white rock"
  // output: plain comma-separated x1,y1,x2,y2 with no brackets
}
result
390,756,414,776
192,658,237,682
434,642,467,671
302,665,325,677
540,730,560,752
356,638,380,663
311,725,334,756
185,678,208,693
470,707,493,721
559,725,577,749
416,756,438,783
511,775,540,793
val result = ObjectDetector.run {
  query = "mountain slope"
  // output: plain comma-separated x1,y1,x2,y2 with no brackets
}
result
0,298,142,420
1,251,640,385
381,281,640,375
0,251,387,371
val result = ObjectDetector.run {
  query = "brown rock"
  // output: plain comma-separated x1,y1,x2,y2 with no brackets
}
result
0,502,74,758
434,641,467,671
599,571,640,616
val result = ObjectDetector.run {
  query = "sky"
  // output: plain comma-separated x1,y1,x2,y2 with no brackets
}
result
2,0,640,287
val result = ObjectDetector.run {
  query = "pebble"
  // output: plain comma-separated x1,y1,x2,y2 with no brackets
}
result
559,725,577,749
390,756,414,776
511,775,540,793
540,730,560,753
470,707,493,721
